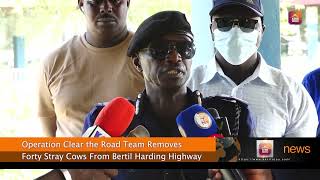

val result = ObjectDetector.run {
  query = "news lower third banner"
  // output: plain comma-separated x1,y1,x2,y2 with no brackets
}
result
0,137,216,163
0,137,320,168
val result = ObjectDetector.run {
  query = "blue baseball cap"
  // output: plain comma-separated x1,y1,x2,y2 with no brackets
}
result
209,0,264,17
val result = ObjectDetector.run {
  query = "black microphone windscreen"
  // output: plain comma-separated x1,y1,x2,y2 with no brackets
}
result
207,108,232,136
207,108,220,119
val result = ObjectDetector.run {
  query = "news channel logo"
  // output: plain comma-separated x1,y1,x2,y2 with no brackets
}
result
288,10,302,25
256,140,274,158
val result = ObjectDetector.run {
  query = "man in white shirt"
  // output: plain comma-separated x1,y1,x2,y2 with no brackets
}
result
188,0,318,138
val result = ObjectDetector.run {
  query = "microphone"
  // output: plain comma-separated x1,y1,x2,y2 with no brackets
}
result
82,97,135,137
207,108,232,136
176,104,219,137
207,108,244,180
127,125,150,137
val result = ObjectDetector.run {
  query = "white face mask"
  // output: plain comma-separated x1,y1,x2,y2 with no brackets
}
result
213,27,259,65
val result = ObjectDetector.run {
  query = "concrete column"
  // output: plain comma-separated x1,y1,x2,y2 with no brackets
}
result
13,36,25,68
191,0,213,67
259,0,281,68
305,6,318,61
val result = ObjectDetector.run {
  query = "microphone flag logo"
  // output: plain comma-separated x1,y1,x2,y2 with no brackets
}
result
94,131,103,137
194,112,212,129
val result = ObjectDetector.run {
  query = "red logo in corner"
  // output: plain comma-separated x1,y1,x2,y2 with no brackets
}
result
288,10,302,25
259,143,272,155
257,140,273,158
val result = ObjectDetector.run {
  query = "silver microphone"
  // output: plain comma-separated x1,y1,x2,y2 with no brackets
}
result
127,125,150,137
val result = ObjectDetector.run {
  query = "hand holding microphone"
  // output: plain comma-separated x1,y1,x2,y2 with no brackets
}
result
78,97,148,180
206,108,243,180
175,105,240,162
207,108,241,161
176,105,243,180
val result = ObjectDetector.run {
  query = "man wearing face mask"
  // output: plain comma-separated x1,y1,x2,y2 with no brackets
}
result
189,0,318,137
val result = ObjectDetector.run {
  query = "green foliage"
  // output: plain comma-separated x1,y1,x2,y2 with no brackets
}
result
0,0,82,49
0,0,191,53
128,0,191,29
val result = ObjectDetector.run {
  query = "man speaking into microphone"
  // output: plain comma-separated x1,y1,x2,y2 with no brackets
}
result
80,10,271,180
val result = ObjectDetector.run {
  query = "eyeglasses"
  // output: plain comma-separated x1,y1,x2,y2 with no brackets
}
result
213,17,259,33
142,40,196,60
